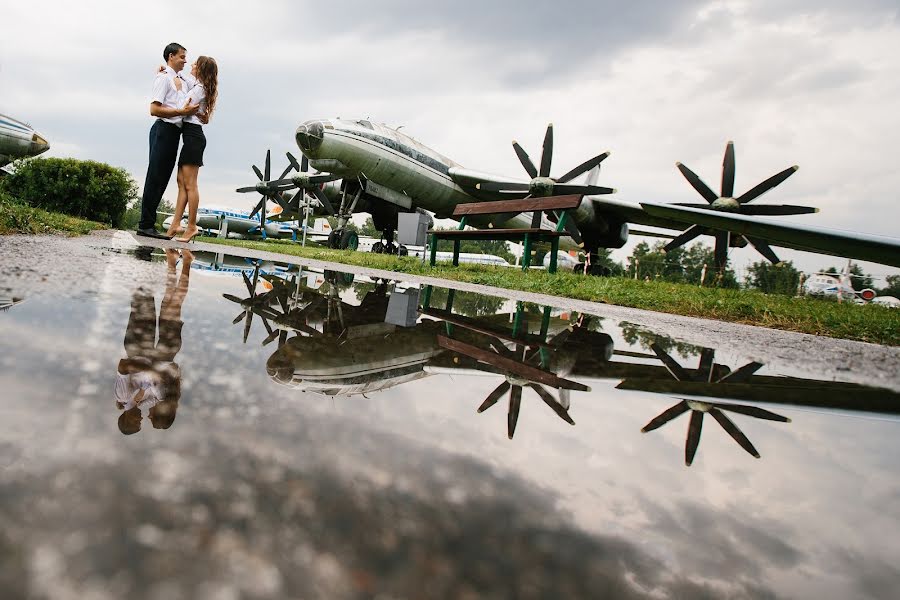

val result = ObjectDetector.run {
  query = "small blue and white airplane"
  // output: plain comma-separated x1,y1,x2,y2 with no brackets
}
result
163,202,334,241
0,113,50,170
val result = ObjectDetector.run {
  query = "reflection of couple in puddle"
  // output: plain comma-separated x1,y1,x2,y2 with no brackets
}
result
115,248,192,435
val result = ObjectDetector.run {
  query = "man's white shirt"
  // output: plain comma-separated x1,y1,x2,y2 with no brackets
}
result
151,66,184,126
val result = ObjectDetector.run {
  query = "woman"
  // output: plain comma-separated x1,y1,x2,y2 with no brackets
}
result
165,56,218,242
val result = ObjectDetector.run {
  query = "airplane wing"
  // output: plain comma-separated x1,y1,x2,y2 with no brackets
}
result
640,202,900,268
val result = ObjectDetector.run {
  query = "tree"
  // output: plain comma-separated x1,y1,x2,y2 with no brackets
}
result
745,260,802,295
878,274,900,298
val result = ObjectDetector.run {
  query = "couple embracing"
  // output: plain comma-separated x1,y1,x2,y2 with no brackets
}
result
136,42,218,242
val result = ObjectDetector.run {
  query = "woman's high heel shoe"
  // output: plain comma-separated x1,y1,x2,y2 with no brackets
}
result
175,229,199,243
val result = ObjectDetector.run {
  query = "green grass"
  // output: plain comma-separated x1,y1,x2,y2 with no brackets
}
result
0,191,107,236
202,237,900,346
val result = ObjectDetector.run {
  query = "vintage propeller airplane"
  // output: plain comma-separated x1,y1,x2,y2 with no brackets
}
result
0,112,50,171
237,119,900,272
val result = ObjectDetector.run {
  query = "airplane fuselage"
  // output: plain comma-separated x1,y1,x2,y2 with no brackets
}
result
0,113,50,168
296,118,575,238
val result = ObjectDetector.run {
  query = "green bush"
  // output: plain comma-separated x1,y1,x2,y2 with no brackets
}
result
0,158,138,227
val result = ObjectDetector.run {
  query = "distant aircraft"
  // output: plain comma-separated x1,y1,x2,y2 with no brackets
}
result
803,260,878,303
162,203,333,241
0,113,50,170
239,121,900,271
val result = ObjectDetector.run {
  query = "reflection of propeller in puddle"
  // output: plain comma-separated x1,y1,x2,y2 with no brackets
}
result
651,343,763,384
438,334,587,439
222,261,279,344
641,398,791,466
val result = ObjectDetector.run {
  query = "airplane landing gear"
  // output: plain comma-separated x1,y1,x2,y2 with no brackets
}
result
371,229,406,255
328,228,359,250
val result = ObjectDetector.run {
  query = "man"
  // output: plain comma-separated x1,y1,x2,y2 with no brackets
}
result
136,42,201,239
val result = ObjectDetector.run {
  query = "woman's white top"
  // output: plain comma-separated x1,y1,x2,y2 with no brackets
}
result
178,71,207,126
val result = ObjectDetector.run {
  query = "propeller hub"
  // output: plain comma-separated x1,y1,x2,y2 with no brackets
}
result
712,197,740,212
295,120,324,152
255,181,270,194
529,177,556,197
291,173,311,187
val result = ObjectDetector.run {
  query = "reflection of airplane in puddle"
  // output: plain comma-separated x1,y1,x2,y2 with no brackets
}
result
215,258,898,454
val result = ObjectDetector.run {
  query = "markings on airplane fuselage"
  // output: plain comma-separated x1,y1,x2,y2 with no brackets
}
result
329,128,455,180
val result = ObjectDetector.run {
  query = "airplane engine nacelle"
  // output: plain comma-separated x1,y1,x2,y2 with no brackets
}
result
859,288,877,301
595,221,629,249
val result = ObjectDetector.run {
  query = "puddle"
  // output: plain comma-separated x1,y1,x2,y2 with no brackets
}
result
1,235,898,599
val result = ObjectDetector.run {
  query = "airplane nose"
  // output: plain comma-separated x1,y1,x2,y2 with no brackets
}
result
295,120,324,152
266,353,295,383
31,132,50,155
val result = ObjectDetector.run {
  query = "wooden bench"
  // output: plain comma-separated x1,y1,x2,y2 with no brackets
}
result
427,194,583,273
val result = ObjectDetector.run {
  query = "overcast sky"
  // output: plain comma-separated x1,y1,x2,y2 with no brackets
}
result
2,0,899,281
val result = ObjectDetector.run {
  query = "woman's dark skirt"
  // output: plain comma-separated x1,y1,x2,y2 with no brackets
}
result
178,122,206,167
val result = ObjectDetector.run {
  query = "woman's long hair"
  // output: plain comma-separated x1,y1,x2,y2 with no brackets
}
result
195,56,218,119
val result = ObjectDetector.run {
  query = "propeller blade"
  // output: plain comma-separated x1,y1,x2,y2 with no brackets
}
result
740,204,816,216
676,162,718,204
308,173,342,184
236,186,260,193
249,197,265,220
557,151,611,183
512,141,538,179
685,410,704,466
663,225,706,252
475,181,530,193
478,381,511,413
721,141,735,198
301,154,309,172
264,149,271,181
561,216,583,246
262,329,280,346
232,311,246,325
709,408,760,458
508,385,522,439
286,152,301,172
529,384,575,425
697,348,715,382
716,403,791,422
735,165,799,204
222,293,245,305
641,399,690,432
744,237,782,265
313,188,336,215
242,312,253,343
252,165,264,181
241,271,254,296
277,163,293,182
650,343,692,381
553,184,615,196
717,361,764,384
714,231,730,270
539,124,553,178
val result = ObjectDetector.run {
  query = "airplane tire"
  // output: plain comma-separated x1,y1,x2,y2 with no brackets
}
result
339,229,359,251
327,230,340,249
398,245,408,257
372,241,385,254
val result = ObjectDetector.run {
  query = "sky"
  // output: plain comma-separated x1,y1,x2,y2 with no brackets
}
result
2,0,899,283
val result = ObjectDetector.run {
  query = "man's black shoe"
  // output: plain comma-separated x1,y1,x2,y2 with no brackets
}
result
135,228,172,240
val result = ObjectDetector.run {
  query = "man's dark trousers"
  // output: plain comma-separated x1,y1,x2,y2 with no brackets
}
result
138,120,181,230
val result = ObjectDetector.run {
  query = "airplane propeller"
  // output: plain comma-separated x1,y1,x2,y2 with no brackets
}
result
666,141,816,271
267,152,341,216
222,260,280,344
235,149,293,237
474,124,615,247
641,398,791,466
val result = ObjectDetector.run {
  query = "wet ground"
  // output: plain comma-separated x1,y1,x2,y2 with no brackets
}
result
1,231,899,599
